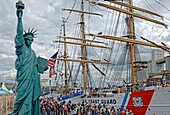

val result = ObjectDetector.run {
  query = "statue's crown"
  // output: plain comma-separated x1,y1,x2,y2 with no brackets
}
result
24,28,38,38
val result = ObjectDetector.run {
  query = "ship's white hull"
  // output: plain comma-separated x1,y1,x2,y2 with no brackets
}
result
65,87,170,115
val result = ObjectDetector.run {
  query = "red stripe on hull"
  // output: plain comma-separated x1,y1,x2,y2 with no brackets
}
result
126,90,154,115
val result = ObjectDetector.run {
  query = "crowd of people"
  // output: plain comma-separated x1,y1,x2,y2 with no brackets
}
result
40,98,134,115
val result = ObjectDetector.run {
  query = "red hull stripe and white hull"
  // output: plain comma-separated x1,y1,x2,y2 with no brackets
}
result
126,90,154,115
59,88,170,115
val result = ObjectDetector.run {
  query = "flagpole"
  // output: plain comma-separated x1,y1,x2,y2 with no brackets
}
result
47,52,59,95
49,78,52,95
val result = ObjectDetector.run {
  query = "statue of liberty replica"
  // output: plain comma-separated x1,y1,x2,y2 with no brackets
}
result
10,0,43,114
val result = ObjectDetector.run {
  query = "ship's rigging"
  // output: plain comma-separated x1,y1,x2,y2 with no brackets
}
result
53,0,169,92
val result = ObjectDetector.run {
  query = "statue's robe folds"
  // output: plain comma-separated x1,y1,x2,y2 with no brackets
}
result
11,35,41,115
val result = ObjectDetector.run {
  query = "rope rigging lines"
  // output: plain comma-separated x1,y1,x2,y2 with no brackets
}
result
155,0,170,12
55,0,170,88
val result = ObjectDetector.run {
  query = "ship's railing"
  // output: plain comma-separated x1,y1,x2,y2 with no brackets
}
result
58,91,83,101
0,94,14,115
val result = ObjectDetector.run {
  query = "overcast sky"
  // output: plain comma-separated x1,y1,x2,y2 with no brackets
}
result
0,0,170,84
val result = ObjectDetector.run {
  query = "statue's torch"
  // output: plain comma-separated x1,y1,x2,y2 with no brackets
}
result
16,0,24,18
16,0,24,9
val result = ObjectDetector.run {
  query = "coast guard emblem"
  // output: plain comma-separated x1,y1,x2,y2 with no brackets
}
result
132,97,143,107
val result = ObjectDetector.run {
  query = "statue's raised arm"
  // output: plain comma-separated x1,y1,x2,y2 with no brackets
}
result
15,1,25,51
16,1,24,37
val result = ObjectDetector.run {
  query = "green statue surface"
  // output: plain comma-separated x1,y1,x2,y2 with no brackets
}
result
10,1,41,115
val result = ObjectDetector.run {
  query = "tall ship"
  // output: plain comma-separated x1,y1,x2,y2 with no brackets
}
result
50,0,170,114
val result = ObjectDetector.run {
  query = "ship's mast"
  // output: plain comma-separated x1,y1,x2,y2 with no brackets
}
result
62,18,68,89
128,0,137,84
85,0,169,86
81,0,87,91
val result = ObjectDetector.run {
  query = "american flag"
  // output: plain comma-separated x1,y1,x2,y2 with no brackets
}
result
47,52,58,77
